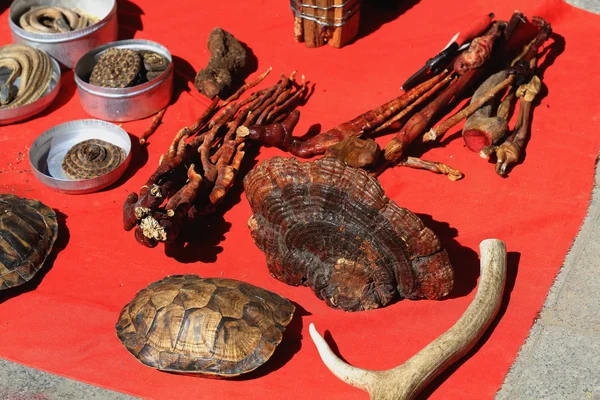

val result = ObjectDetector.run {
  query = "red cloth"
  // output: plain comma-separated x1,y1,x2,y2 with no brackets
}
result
1,0,599,398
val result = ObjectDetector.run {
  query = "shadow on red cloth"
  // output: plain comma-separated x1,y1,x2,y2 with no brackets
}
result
352,0,421,45
232,302,310,380
416,213,480,299
117,0,144,40
172,55,198,103
0,210,70,305
0,4,9,18
39,70,78,119
105,133,149,190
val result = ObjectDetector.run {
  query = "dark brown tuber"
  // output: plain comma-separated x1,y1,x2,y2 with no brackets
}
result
194,28,248,99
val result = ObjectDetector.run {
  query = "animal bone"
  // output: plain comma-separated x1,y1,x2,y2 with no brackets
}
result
309,239,507,400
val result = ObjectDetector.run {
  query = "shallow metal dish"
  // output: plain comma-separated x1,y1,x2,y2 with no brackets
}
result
0,55,61,125
29,119,131,194
74,39,174,122
9,0,118,69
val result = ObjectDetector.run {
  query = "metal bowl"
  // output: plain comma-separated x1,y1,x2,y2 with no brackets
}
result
0,55,61,125
74,39,174,122
9,0,118,69
29,119,131,194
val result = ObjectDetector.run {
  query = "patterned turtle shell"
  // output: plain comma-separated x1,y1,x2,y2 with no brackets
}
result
115,275,295,377
0,194,58,290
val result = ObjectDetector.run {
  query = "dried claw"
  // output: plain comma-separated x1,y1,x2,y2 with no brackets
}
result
495,142,520,176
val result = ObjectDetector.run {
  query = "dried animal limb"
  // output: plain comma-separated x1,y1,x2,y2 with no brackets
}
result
458,71,511,152
310,239,507,400
397,157,463,181
423,16,550,147
139,108,166,145
123,69,307,247
495,75,541,176
380,23,512,165
424,72,519,146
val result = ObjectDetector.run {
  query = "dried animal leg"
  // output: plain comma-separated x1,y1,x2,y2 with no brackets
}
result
495,75,541,176
423,61,535,146
397,157,463,181
210,142,245,205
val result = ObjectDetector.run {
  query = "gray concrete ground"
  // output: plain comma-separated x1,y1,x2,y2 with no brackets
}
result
0,359,134,400
0,2,598,399
565,0,600,14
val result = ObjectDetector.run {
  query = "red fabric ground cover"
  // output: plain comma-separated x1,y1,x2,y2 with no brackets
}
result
1,0,599,398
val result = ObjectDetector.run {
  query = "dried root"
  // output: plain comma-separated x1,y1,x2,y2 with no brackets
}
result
123,70,307,248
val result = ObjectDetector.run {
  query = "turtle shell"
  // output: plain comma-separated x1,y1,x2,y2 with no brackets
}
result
115,275,295,377
0,194,58,290
243,157,454,312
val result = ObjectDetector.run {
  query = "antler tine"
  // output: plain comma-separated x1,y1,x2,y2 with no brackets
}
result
310,239,507,400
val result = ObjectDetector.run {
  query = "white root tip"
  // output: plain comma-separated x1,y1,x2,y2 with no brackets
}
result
422,129,437,142
236,126,250,137
309,323,376,392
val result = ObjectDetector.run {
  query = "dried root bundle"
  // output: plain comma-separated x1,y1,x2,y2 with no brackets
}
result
123,69,308,248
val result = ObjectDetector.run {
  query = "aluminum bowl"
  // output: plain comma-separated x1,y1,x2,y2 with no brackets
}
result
9,0,118,69
29,119,131,194
0,55,61,125
74,39,174,122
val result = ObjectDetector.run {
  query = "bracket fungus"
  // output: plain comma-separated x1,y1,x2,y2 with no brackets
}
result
243,157,454,312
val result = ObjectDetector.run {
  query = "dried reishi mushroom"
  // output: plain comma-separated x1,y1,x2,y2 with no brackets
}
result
243,157,454,312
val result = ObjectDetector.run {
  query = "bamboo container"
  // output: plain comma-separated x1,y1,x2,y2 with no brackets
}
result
291,0,361,48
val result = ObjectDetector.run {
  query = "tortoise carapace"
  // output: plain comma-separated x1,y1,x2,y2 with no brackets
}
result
116,275,295,377
0,194,58,290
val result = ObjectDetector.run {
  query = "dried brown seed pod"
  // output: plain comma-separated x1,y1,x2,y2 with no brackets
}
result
243,157,454,312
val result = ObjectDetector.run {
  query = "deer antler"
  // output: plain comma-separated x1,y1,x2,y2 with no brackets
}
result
309,239,507,400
